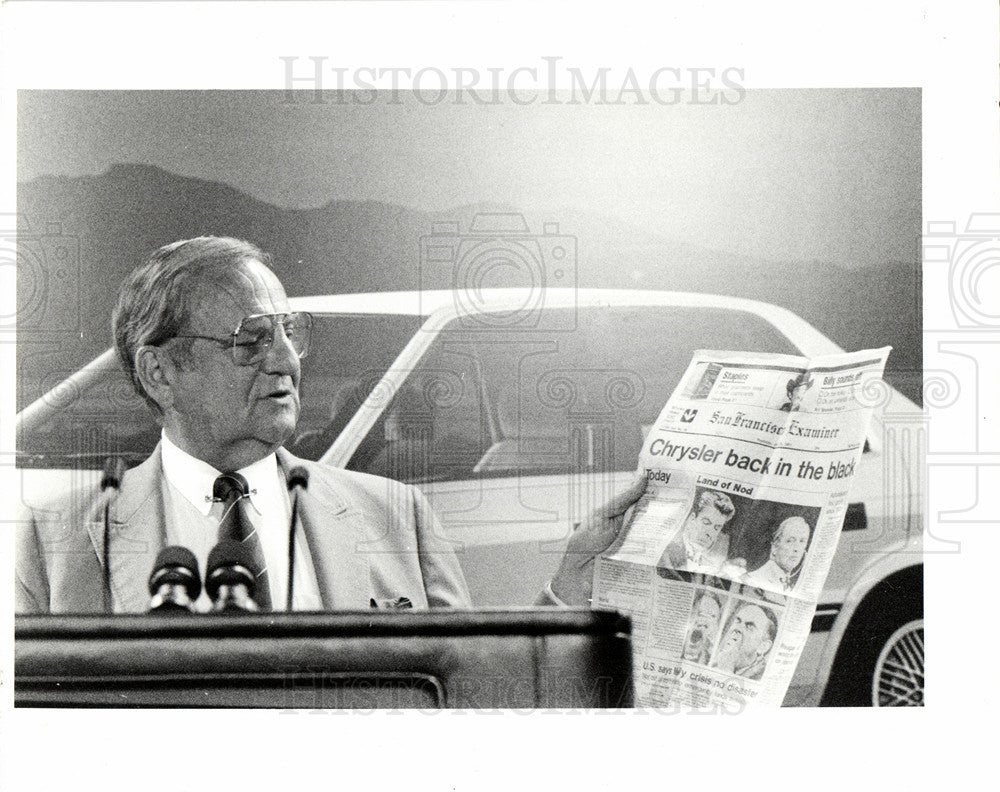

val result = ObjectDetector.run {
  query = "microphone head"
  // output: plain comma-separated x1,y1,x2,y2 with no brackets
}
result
148,545,202,600
287,466,309,491
100,457,127,491
205,539,256,601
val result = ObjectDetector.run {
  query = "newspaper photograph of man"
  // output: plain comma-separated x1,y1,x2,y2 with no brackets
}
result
720,501,820,596
778,372,813,412
680,589,725,666
743,516,812,593
710,600,780,681
656,487,739,575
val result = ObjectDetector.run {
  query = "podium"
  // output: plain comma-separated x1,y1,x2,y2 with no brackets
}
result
15,609,633,709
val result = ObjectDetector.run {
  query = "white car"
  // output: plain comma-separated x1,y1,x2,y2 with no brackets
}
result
16,288,924,706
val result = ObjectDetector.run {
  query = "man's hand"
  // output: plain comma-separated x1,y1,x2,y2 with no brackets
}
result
549,474,648,606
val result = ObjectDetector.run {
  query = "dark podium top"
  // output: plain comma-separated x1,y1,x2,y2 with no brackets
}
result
15,609,633,709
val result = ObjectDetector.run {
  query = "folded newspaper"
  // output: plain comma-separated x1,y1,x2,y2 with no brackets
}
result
593,347,891,709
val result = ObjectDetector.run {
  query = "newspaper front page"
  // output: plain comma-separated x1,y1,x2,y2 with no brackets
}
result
593,347,891,709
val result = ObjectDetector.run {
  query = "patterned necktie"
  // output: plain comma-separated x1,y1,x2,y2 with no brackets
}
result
213,472,272,610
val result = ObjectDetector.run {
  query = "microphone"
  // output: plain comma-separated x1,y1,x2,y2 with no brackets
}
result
206,539,260,613
285,466,310,611
100,457,126,492
287,466,309,492
148,546,202,613
100,457,127,611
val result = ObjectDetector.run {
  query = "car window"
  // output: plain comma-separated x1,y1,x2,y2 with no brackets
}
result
286,314,423,460
17,313,423,468
347,305,800,482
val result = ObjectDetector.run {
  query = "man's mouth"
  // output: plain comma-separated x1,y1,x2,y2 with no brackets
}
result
266,388,296,401
779,553,800,570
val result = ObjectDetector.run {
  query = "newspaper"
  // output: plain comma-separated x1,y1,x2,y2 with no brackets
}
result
593,347,891,709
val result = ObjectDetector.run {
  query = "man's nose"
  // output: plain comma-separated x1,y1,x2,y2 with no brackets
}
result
262,322,300,378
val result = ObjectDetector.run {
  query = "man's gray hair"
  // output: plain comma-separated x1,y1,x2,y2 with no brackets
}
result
112,236,271,412
772,515,810,545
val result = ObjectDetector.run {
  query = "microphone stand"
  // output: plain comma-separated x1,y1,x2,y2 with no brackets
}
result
286,467,309,612
100,458,126,612
286,495,298,612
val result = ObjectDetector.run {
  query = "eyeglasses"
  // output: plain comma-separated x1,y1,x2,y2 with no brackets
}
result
169,311,313,367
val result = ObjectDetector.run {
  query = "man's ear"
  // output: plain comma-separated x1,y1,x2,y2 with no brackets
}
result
759,637,773,658
135,345,176,412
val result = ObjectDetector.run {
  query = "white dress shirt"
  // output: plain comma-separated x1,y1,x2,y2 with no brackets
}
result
743,558,795,592
159,431,323,612
678,536,723,575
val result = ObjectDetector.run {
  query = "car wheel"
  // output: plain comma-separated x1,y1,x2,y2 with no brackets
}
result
821,570,923,707
872,618,924,706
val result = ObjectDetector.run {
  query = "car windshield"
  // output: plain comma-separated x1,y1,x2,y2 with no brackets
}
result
16,313,423,468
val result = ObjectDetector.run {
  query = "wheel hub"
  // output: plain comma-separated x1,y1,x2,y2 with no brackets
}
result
873,618,924,706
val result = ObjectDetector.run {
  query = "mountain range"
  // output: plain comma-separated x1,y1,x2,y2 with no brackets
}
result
16,163,921,408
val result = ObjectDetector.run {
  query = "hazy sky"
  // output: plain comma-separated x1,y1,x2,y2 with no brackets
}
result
18,89,919,267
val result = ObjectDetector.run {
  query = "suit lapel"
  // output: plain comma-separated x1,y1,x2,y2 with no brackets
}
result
278,449,370,609
100,445,167,612
87,446,375,612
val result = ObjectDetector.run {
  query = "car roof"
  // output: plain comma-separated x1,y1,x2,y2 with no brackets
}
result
295,288,801,317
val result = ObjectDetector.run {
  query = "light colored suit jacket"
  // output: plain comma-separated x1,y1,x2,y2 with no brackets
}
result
15,445,471,613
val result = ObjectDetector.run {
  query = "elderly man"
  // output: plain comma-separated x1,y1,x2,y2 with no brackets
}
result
711,602,778,681
743,515,811,593
16,236,640,613
657,489,736,574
